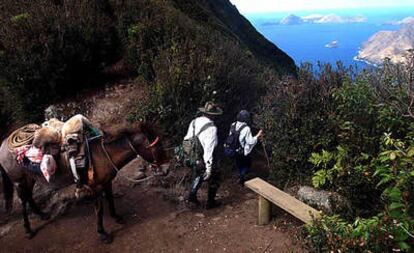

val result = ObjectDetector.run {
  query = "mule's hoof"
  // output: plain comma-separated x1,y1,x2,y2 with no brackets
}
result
75,185,95,200
99,232,113,244
26,230,37,240
40,212,51,221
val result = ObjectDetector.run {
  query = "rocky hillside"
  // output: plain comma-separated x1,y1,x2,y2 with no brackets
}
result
356,22,414,65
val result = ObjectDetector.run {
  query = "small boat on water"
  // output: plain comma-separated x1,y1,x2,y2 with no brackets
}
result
325,40,339,48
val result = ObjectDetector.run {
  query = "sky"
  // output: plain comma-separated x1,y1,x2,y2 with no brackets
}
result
229,0,414,13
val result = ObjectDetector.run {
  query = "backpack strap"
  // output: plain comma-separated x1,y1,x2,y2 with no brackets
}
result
192,120,196,137
236,124,248,149
235,124,248,134
230,123,236,133
196,121,214,137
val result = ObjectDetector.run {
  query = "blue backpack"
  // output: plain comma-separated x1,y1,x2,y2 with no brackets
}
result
223,124,247,158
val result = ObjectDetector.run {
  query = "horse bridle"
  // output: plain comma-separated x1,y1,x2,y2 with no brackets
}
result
101,135,162,173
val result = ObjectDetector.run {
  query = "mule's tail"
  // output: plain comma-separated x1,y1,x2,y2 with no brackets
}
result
0,165,14,213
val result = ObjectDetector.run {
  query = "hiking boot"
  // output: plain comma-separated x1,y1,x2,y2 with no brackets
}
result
187,194,201,205
206,200,222,210
206,187,221,209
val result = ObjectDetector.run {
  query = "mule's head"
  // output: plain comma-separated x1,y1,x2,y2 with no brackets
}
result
103,122,171,176
133,122,170,176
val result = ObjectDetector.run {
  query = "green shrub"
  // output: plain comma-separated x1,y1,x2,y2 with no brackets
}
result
308,64,414,215
0,0,119,122
306,135,414,252
126,1,277,143
256,59,414,251
1,0,290,132
256,63,347,187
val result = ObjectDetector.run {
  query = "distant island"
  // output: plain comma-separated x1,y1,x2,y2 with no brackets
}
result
279,13,366,25
280,14,303,25
356,20,414,65
325,40,339,48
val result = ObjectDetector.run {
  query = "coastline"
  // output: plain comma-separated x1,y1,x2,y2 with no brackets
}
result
353,47,380,67
353,55,378,67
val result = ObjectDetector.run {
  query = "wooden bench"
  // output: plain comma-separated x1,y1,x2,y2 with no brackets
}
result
245,177,320,225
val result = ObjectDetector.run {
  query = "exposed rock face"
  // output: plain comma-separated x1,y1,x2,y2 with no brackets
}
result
297,186,348,214
357,22,414,65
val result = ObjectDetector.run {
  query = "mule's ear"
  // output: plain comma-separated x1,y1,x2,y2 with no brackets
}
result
138,122,154,141
136,122,151,136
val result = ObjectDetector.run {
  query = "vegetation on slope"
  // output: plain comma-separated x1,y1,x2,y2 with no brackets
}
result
0,0,294,137
257,58,414,252
3,1,412,251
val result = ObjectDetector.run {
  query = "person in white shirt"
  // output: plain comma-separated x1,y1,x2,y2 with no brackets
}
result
184,102,223,209
230,110,263,185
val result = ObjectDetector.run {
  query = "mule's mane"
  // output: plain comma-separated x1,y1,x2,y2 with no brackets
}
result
101,122,159,143
101,123,139,142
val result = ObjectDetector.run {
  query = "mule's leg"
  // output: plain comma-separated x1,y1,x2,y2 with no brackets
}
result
0,165,14,214
16,184,36,239
95,197,112,244
104,183,124,224
26,180,50,220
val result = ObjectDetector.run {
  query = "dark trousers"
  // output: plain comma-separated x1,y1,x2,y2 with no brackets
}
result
235,154,251,182
23,157,42,175
189,159,220,203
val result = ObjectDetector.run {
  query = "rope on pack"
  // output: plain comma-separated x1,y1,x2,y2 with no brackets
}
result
7,124,41,150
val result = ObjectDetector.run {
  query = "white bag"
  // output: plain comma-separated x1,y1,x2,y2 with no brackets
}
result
40,154,57,182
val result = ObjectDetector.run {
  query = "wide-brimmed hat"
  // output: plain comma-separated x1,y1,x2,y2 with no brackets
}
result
198,101,223,116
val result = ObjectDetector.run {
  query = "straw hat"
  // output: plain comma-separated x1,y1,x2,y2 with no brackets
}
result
198,101,223,116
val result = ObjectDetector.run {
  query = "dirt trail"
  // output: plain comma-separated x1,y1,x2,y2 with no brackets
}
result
1,81,305,252
0,159,305,253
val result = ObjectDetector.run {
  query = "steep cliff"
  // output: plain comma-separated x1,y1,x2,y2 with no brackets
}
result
172,0,296,74
357,22,414,65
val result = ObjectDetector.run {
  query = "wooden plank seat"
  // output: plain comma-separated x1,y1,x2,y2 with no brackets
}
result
245,177,320,225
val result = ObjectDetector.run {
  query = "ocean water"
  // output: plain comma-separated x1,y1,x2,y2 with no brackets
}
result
245,8,414,68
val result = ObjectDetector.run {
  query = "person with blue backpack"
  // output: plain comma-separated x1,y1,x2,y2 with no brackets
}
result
224,110,264,185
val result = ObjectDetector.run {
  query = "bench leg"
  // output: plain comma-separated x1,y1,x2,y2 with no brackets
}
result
258,195,271,225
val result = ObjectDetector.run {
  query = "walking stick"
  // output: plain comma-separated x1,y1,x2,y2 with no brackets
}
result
261,139,271,170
